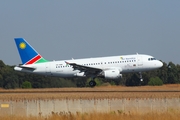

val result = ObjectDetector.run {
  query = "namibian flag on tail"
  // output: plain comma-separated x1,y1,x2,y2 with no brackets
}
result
14,38,49,65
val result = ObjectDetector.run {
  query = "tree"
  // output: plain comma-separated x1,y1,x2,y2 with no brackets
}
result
167,62,178,83
148,77,163,86
125,73,140,86
22,81,32,88
0,59,180,88
158,62,168,84
176,64,180,83
0,74,3,87
3,76,19,89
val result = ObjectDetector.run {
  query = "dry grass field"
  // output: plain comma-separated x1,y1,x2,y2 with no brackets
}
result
0,112,180,120
0,84,180,100
0,85,180,120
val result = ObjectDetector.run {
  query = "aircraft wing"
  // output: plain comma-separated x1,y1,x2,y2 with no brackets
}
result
65,61,102,77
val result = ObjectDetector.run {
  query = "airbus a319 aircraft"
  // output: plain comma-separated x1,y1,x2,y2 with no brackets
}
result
14,38,163,87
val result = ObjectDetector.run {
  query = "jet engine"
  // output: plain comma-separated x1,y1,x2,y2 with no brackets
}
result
75,72,86,77
100,69,122,79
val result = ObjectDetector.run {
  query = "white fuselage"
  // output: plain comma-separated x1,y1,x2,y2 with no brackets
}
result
14,54,163,78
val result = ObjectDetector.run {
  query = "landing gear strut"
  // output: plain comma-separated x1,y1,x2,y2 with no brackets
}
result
89,77,96,87
139,72,143,82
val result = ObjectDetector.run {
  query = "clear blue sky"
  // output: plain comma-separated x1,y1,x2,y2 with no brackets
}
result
0,1,180,65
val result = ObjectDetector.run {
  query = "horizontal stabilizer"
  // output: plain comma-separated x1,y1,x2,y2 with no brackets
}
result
16,65,36,70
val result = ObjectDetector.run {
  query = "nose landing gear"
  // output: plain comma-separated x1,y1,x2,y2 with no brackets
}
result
139,72,143,82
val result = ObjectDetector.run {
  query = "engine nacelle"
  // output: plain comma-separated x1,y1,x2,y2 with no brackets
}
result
102,69,122,79
75,72,86,77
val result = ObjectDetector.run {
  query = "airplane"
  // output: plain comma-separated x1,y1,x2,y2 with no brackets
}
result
14,38,163,87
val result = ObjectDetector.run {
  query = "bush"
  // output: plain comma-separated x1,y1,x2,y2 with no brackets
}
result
148,77,163,86
22,81,32,88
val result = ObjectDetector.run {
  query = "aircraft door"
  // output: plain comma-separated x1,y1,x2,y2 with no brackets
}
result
137,55,143,69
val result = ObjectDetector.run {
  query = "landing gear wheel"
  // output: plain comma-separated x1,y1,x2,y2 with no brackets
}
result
89,80,96,87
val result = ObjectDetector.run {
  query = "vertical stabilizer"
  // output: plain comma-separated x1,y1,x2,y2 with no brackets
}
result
14,38,48,65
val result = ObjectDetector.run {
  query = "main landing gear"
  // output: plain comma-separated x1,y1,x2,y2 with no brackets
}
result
89,77,96,87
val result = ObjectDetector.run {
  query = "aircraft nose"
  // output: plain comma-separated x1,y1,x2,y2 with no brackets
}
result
157,61,163,68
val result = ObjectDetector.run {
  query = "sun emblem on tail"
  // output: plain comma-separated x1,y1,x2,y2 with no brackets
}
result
19,42,26,49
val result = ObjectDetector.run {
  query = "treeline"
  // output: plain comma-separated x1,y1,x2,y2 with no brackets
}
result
0,60,180,89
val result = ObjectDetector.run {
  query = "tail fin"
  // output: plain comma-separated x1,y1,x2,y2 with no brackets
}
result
14,38,49,65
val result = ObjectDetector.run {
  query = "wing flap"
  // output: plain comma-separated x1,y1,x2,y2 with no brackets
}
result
65,61,102,77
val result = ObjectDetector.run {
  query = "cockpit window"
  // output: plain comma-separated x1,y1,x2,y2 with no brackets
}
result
148,58,156,61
